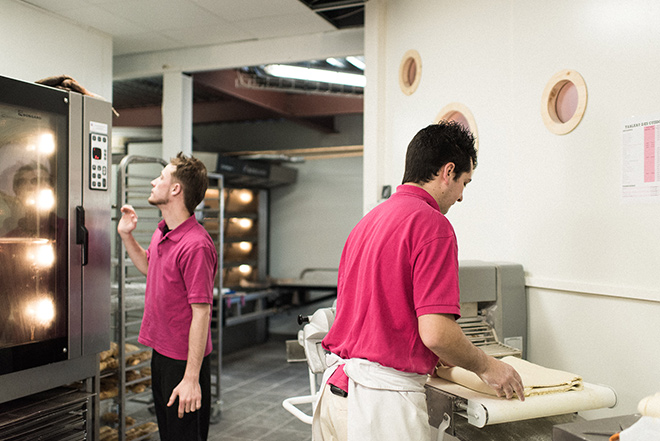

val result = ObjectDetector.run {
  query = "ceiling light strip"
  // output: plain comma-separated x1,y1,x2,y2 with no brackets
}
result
264,64,365,88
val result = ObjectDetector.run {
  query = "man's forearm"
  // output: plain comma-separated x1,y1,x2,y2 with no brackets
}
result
167,303,211,417
419,314,489,373
119,232,148,275
418,313,525,400
184,303,211,381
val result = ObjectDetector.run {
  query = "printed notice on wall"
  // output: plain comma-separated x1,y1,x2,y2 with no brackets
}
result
622,115,660,201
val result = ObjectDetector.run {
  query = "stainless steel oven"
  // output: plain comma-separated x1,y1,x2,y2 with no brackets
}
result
0,74,111,404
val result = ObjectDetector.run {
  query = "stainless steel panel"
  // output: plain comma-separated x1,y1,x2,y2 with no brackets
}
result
459,261,497,303
457,261,527,358
494,262,527,357
81,95,112,356
0,355,96,404
68,92,83,360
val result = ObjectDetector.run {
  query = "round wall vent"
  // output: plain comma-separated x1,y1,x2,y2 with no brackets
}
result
541,70,587,135
435,102,479,152
399,50,422,95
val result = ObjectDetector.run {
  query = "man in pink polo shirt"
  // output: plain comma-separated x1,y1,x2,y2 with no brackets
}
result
117,153,217,441
313,122,524,440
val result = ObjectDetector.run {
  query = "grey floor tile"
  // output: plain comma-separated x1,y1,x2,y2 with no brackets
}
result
207,336,314,441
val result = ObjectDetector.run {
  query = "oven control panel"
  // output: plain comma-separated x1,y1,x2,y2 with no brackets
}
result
90,133,108,191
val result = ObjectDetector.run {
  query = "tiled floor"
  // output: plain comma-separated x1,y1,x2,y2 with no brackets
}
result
207,335,314,441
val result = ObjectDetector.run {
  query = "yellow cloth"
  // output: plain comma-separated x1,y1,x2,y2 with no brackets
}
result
435,356,583,398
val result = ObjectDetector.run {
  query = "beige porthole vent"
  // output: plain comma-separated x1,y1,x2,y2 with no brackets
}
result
435,102,479,152
541,70,587,135
399,50,422,95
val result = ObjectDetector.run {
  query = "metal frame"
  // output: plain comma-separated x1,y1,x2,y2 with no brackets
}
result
113,155,167,441
203,171,225,422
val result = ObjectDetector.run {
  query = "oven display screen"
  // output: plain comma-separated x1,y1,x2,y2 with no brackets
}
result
92,147,102,160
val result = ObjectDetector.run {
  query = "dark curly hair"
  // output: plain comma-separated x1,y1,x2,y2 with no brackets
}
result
401,121,477,184
170,152,208,215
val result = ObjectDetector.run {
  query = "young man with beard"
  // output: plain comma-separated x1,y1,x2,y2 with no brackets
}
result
117,152,217,441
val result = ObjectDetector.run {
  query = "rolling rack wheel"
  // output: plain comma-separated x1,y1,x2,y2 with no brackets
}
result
210,400,222,424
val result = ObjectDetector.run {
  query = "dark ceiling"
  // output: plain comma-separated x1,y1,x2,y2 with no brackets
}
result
111,1,366,133
112,76,228,110
297,0,366,28
112,66,364,134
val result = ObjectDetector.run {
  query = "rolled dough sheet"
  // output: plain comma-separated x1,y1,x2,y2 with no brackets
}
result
638,392,660,417
436,356,583,397
426,377,617,427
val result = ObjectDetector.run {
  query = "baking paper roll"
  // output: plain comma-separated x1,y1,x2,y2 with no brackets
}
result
638,392,660,417
426,377,617,428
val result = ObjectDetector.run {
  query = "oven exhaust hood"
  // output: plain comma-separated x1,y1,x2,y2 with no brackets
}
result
216,155,297,188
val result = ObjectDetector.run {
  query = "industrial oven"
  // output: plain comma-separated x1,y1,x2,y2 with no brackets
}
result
0,75,111,412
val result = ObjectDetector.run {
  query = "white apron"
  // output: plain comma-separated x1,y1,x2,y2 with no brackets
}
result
312,354,430,441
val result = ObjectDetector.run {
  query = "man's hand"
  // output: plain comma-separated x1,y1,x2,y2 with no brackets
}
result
477,357,525,401
169,304,210,418
419,314,525,401
167,377,202,418
117,205,138,237
116,204,148,274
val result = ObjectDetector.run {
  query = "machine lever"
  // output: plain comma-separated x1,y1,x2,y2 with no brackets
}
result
76,206,88,266
436,413,451,441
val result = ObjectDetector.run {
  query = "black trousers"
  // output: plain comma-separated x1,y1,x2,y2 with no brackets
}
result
151,349,211,441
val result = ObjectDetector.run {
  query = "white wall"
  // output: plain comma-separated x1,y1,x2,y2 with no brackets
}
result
364,0,660,417
269,156,363,278
1,1,113,99
527,287,660,419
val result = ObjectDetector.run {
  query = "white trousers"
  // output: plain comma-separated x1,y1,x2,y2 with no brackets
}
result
312,356,430,441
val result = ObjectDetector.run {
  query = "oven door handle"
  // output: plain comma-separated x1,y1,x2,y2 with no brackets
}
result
76,205,89,266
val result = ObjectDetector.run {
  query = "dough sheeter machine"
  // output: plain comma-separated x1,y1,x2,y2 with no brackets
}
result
283,261,617,440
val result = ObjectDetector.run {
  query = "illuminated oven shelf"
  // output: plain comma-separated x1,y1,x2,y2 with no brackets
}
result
0,237,51,243
222,187,268,290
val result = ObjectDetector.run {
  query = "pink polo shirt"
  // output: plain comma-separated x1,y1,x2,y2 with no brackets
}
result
139,215,218,360
322,185,461,378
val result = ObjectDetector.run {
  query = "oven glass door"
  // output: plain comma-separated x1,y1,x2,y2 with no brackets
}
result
0,83,69,374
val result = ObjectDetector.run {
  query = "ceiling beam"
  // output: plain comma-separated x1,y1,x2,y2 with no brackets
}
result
194,70,291,115
113,28,364,80
113,100,281,127
196,70,364,117
113,106,162,127
113,70,363,128
194,70,361,133
286,93,363,117
226,145,363,157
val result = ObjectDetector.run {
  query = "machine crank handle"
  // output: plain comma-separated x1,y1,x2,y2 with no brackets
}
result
436,413,451,441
